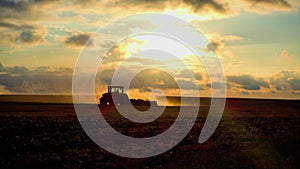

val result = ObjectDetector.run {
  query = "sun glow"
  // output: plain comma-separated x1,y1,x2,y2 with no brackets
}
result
118,40,144,59
122,35,195,61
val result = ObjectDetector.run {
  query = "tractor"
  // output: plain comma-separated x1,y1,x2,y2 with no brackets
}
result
99,85,130,106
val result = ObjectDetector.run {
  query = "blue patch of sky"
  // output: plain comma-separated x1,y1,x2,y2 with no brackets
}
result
197,10,300,46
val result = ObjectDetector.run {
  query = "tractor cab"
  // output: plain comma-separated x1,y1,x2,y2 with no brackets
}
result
100,85,130,106
108,85,124,94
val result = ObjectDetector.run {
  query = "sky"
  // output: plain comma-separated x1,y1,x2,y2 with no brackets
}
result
0,0,300,100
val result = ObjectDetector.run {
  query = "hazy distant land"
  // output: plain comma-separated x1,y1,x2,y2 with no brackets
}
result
0,94,298,106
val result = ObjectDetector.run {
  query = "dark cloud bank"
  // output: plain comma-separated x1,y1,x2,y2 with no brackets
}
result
0,62,72,93
0,62,299,97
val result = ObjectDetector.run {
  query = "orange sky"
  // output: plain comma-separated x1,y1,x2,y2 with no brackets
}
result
0,0,300,100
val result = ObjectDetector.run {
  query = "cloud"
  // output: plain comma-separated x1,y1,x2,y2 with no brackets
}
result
0,32,19,46
175,0,229,14
206,81,227,89
63,33,93,48
0,0,60,22
18,29,46,44
240,91,250,95
226,71,300,98
0,21,47,46
0,22,21,29
0,0,60,46
243,0,295,14
1,0,296,33
96,68,115,85
219,35,244,42
96,68,204,92
124,57,177,66
206,34,243,58
74,0,229,13
129,68,204,91
103,68,179,90
278,50,292,63
65,0,298,22
270,71,300,91
0,0,296,48
206,40,224,53
0,63,72,93
1,61,300,98
176,69,203,81
0,62,4,72
4,66,29,74
228,74,269,90
289,77,300,90
176,79,197,89
66,0,234,20
0,74,23,89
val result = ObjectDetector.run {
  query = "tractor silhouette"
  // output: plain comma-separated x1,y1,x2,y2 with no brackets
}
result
99,86,130,106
